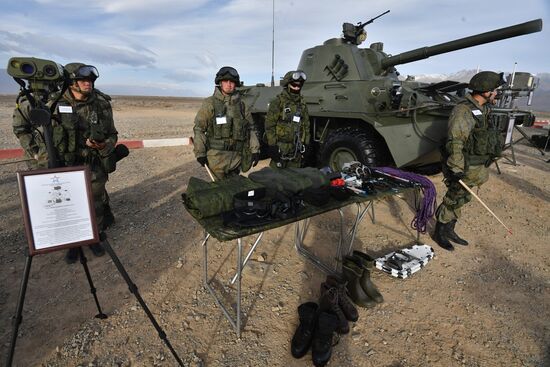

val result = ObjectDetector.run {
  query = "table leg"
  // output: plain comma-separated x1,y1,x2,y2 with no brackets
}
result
230,232,264,285
202,233,243,338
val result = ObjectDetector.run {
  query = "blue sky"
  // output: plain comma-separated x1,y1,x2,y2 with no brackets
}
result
0,0,548,96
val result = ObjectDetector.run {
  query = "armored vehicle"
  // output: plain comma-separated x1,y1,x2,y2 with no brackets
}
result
241,15,542,170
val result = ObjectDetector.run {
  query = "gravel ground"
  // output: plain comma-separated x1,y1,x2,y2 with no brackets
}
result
0,95,548,367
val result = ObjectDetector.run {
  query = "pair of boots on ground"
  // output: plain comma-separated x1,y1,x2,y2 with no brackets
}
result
65,204,115,264
342,251,384,308
290,275,359,366
290,251,384,367
433,219,468,251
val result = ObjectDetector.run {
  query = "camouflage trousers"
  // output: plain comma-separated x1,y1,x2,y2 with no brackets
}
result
436,164,489,223
206,149,242,180
90,163,109,230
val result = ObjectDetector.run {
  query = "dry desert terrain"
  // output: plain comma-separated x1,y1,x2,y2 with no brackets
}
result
0,94,549,367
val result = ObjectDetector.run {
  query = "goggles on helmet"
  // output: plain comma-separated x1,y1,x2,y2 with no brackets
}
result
74,65,99,80
218,66,239,79
291,71,307,82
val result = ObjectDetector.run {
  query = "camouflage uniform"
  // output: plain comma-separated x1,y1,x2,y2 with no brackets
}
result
265,88,310,168
53,89,118,229
436,93,493,223
12,98,49,169
193,87,260,179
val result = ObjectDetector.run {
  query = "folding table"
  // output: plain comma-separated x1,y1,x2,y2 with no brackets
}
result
187,187,419,337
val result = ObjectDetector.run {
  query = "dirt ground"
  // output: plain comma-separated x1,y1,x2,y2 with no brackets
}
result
0,95,548,367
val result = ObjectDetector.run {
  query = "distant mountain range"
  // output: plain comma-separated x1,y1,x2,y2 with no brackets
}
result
1,68,548,111
412,69,550,112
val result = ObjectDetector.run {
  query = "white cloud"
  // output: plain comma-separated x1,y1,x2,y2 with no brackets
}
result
34,0,208,15
1,0,547,96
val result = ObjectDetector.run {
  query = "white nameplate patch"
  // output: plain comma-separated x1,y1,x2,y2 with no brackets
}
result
58,106,73,113
216,116,227,125
472,109,482,116
248,190,254,197
293,116,301,123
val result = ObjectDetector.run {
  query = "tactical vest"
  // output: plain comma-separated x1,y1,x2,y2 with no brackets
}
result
53,94,109,166
207,96,248,151
461,101,503,166
53,101,79,165
274,94,308,157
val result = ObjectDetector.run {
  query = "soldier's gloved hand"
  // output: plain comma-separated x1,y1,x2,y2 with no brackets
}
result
251,153,260,167
267,145,281,162
448,171,466,182
196,156,208,167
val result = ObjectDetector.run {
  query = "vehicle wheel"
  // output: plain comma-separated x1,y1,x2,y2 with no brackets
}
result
319,127,387,171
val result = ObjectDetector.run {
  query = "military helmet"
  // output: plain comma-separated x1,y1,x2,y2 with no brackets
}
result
65,63,99,82
281,70,307,87
469,71,505,92
215,66,240,85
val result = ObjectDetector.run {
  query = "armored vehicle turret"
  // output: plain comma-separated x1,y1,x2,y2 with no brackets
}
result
241,15,542,170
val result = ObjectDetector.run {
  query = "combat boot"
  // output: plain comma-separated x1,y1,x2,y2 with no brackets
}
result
103,204,115,230
324,276,358,322
311,311,339,367
291,302,319,359
433,221,454,251
342,258,376,308
65,247,79,264
348,254,383,303
90,243,105,257
447,220,469,246
318,285,349,334
352,250,375,269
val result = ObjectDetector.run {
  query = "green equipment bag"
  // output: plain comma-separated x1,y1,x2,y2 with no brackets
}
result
248,167,328,194
182,175,265,219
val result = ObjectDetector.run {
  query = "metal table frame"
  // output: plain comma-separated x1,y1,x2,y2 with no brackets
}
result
199,189,420,337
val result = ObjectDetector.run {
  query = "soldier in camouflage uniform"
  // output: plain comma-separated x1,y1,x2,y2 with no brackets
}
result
265,70,311,168
54,63,119,262
434,71,505,251
12,98,49,169
193,66,260,180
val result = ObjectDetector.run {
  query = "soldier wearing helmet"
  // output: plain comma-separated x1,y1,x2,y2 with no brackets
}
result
433,71,505,251
193,66,260,179
265,70,311,168
54,62,120,262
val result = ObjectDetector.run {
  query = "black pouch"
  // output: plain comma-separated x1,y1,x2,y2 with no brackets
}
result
301,186,330,207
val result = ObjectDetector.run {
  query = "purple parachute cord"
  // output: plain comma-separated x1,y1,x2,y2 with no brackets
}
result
374,167,437,234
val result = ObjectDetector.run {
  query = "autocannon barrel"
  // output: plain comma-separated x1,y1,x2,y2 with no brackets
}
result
381,19,542,69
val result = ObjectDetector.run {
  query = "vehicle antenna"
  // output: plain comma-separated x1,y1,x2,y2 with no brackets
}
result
271,0,275,86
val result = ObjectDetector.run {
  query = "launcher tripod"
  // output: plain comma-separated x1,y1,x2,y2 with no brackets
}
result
6,233,184,366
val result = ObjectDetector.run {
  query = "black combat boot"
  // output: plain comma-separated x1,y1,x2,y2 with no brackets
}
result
447,220,469,246
103,203,115,230
433,221,454,251
65,247,79,264
90,243,105,257
324,276,358,322
311,311,339,367
319,285,349,334
341,259,377,308
291,302,319,358
348,254,383,303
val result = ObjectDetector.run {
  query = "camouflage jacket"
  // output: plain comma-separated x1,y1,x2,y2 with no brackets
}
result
12,98,48,168
265,89,310,156
53,89,118,166
193,87,260,158
445,94,491,173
